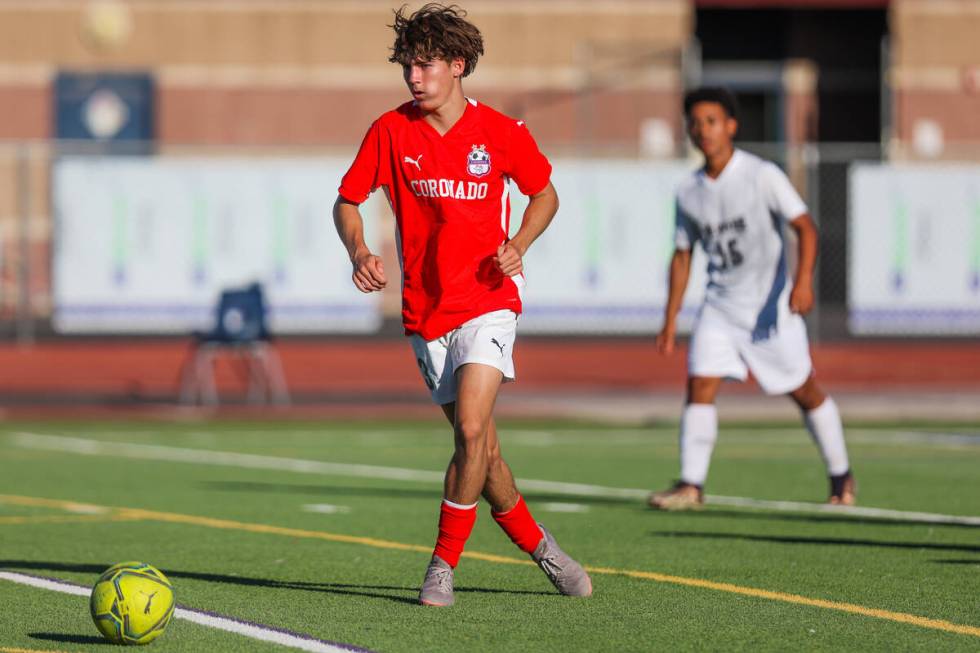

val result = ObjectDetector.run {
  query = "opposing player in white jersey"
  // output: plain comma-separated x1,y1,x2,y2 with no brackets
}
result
649,87,856,510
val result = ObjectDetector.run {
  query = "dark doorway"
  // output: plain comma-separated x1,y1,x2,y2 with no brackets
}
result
695,8,888,143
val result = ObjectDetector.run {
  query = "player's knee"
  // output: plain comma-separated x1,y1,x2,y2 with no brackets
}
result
687,378,720,404
789,377,825,410
455,418,488,450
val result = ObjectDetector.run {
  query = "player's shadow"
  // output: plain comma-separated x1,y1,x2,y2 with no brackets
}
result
674,508,980,530
201,480,634,506
931,559,980,565
0,560,108,575
29,632,111,645
648,531,980,553
0,560,551,606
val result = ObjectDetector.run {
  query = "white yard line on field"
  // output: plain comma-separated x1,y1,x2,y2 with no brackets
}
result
511,428,980,448
704,495,980,525
11,432,445,483
302,504,352,515
0,571,371,653
68,426,980,448
8,432,980,527
539,502,591,513
844,429,980,447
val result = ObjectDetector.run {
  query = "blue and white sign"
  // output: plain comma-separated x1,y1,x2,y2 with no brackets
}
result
849,164,980,334
53,157,383,334
511,159,707,334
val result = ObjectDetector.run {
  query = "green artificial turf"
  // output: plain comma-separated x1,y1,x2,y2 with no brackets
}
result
0,419,977,652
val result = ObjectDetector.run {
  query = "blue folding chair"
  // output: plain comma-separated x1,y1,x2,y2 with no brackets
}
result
179,283,289,405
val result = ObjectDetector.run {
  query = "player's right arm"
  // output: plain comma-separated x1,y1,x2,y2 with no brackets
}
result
658,198,698,355
335,118,392,293
656,248,692,355
333,196,387,293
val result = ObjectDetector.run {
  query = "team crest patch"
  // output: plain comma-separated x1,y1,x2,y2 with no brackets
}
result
467,144,491,177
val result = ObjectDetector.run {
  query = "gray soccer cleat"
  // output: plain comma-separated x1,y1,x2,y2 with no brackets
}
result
531,525,593,597
418,555,455,607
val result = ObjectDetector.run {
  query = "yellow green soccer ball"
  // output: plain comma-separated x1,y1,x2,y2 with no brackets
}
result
90,562,175,645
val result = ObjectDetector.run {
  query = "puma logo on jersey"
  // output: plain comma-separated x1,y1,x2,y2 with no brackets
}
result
403,154,423,171
490,338,506,356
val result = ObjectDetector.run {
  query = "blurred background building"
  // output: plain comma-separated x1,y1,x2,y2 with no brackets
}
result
0,0,977,411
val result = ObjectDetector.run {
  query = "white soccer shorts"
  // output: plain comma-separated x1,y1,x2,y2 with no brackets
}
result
409,309,518,405
688,302,813,395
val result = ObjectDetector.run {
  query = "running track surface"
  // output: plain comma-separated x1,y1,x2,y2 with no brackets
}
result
1,340,978,399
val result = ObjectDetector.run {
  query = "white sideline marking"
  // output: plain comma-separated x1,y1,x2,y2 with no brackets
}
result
11,432,445,483
508,428,980,448
0,572,89,598
303,504,351,515
540,502,590,513
846,429,980,447
9,432,980,527
704,495,980,526
0,571,366,653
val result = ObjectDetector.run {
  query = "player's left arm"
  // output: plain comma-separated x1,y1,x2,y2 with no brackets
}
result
494,182,558,277
788,213,818,315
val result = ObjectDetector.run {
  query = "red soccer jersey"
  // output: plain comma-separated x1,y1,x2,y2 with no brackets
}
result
338,98,552,340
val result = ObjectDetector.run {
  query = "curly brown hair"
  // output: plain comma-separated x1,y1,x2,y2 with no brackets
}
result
388,3,484,77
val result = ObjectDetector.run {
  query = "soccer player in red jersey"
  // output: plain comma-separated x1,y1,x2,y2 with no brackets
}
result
333,4,592,607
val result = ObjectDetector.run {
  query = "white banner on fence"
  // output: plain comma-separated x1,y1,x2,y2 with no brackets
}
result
53,157,383,334
513,160,707,333
54,156,708,336
849,164,980,335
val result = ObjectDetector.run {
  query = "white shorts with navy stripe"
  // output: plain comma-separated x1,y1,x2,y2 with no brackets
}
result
410,309,517,405
688,299,813,395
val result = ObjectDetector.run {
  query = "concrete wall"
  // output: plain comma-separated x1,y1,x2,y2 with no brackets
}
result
890,0,980,158
0,0,690,149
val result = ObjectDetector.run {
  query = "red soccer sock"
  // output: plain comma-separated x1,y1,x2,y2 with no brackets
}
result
432,500,478,568
491,495,544,554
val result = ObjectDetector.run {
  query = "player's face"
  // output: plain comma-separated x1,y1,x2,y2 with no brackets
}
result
403,57,465,112
687,102,737,158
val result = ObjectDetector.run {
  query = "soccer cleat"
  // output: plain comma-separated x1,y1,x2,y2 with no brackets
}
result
531,525,592,597
828,471,857,506
647,481,704,511
418,555,455,607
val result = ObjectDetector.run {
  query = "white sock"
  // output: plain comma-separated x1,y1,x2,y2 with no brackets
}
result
804,397,850,477
679,403,718,486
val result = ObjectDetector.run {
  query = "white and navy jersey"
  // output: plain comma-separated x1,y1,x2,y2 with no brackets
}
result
675,149,808,337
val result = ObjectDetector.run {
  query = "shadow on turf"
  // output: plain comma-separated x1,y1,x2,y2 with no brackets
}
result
30,632,110,645
0,560,552,607
649,531,980,553
931,558,980,565
203,481,980,529
201,480,634,506
672,508,980,530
